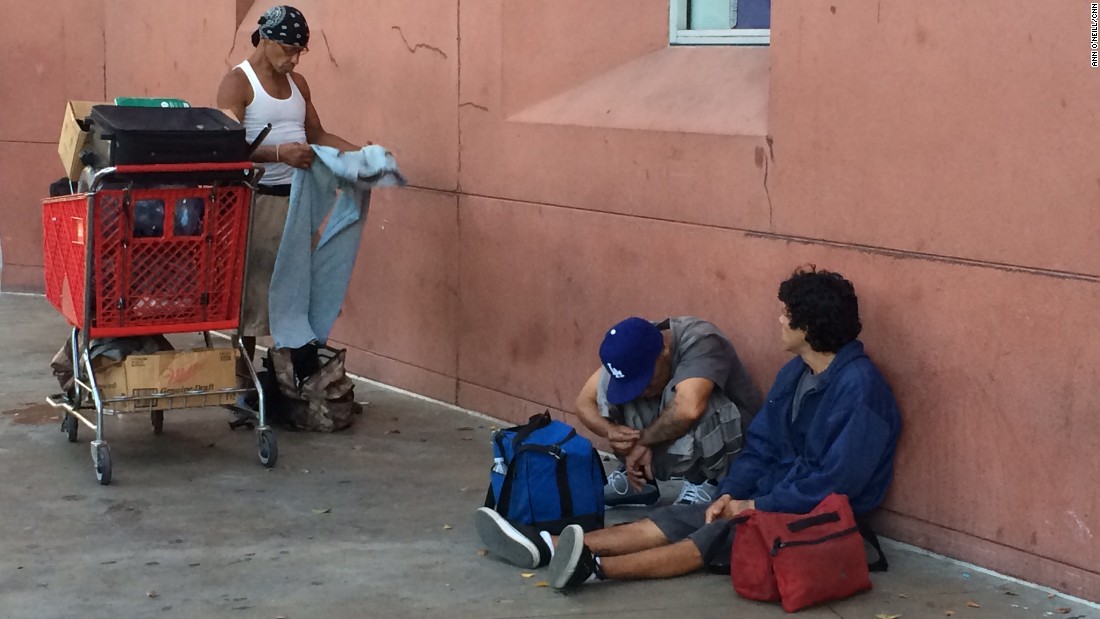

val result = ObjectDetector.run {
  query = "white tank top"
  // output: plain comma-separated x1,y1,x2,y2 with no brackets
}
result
236,60,307,186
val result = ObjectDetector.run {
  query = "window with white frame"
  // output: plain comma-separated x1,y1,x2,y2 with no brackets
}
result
669,0,771,45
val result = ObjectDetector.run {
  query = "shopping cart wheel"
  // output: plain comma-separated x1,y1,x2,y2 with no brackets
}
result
92,442,112,485
61,413,78,443
258,429,278,468
151,410,164,435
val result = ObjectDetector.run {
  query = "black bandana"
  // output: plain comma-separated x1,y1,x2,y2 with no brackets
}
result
251,6,309,47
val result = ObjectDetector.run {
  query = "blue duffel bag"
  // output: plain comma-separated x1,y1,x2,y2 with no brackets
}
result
485,411,607,534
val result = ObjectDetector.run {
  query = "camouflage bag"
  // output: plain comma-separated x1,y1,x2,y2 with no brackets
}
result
265,347,361,432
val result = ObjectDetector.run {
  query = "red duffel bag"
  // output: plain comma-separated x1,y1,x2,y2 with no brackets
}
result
730,493,886,612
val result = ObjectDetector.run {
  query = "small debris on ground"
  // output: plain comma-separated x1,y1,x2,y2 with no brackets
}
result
965,601,981,608
312,508,332,515
146,591,159,598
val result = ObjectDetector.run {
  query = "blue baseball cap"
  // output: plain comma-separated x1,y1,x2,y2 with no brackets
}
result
599,317,664,405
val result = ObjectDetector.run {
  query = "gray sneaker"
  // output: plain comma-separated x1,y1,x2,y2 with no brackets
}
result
474,507,550,568
675,479,720,505
604,469,660,507
548,524,606,589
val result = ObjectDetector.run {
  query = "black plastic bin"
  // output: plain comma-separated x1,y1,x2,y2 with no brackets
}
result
84,106,251,185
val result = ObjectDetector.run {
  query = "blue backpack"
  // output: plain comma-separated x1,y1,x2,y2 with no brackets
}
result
485,411,607,534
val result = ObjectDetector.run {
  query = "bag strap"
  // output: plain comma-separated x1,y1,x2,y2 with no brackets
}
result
509,411,553,447
514,428,579,519
492,457,521,518
488,411,554,512
857,518,889,572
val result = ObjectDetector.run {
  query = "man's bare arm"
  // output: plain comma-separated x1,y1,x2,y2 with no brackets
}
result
575,369,617,439
216,69,285,164
638,377,714,446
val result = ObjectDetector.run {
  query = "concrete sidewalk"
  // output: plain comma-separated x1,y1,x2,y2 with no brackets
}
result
0,293,1095,619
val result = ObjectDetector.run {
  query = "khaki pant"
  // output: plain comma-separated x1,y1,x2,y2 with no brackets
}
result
239,193,291,338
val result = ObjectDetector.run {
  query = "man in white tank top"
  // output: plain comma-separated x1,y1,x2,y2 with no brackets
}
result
216,5,360,406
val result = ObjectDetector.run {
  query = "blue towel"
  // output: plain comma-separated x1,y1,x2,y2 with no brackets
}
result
268,144,407,349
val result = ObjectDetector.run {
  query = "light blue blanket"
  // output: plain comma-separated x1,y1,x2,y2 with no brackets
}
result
268,145,406,349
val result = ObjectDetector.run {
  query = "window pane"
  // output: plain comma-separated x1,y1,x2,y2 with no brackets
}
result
689,0,733,29
734,0,770,29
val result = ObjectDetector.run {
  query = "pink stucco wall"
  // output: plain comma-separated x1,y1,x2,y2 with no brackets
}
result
2,0,1097,599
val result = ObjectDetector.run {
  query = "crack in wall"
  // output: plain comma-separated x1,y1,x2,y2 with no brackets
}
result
321,30,339,68
459,102,489,112
391,26,448,59
763,151,774,230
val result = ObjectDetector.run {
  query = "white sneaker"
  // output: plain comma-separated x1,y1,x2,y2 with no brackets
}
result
603,469,660,507
675,479,719,505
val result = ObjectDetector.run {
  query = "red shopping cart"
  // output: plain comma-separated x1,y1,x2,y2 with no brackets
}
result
43,162,276,484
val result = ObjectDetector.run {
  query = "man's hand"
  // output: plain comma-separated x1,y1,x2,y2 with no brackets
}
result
607,424,640,455
624,444,653,491
278,142,315,169
704,495,755,524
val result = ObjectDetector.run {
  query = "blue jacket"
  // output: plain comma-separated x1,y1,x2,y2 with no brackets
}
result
717,341,901,515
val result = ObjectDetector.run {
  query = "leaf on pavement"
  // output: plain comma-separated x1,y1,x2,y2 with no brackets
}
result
312,508,332,514
965,601,981,608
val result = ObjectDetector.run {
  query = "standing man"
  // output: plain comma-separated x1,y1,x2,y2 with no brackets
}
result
475,268,901,589
216,5,359,413
575,316,763,506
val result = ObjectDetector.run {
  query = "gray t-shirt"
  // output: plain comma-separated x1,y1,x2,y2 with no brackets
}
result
791,366,825,423
595,316,764,481
598,316,763,422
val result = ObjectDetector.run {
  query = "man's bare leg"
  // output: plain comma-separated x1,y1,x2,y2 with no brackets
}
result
547,524,706,587
599,539,704,579
563,518,671,557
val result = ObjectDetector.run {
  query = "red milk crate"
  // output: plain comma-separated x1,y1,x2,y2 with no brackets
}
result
43,183,251,338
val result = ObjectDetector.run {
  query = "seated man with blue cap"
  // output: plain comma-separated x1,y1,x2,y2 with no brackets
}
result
581,316,763,507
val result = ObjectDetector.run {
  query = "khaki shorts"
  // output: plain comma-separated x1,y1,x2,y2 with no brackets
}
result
239,192,291,337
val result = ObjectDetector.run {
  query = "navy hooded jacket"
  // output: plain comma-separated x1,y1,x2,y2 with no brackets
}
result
716,340,901,515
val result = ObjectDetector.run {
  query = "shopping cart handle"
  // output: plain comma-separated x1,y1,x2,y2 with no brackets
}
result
90,162,265,191
111,162,257,174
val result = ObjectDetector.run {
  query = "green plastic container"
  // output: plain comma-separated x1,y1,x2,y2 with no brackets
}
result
113,97,191,108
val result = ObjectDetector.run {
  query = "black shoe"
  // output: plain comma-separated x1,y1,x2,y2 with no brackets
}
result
548,524,606,589
474,507,550,568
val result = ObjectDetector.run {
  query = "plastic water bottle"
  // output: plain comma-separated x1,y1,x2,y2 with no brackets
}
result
133,199,165,238
173,198,205,236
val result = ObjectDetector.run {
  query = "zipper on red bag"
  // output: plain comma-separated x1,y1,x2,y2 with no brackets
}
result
770,525,859,556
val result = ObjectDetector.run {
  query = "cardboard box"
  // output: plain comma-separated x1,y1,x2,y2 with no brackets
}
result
94,348,238,412
58,100,110,181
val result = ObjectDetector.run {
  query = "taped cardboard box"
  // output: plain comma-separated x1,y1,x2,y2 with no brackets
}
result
94,348,238,412
58,100,110,181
